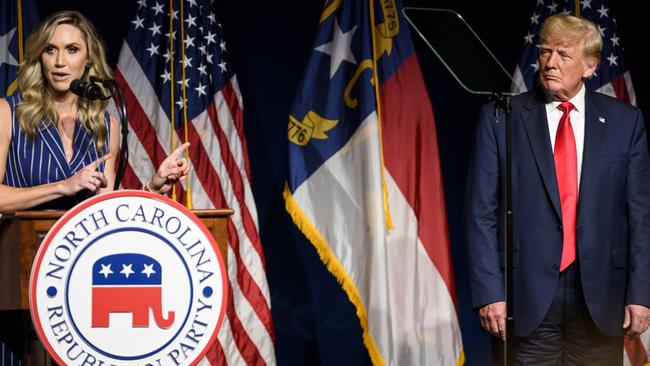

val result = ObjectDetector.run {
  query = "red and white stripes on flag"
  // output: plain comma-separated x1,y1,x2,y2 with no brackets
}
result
113,1,275,364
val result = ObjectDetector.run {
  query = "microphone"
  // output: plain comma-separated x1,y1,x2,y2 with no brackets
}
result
70,79,104,101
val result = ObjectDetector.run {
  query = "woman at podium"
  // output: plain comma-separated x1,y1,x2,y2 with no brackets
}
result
0,10,188,213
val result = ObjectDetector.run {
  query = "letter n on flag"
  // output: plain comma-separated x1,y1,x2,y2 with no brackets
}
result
113,1,276,364
284,0,464,364
513,1,647,365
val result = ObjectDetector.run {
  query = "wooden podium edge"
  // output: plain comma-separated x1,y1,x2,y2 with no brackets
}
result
0,208,233,311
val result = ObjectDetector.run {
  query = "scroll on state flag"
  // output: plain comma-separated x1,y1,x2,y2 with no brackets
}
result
513,1,646,365
284,0,463,364
114,1,275,364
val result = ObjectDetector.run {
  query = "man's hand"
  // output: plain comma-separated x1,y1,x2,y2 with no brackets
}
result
479,301,506,340
623,304,650,338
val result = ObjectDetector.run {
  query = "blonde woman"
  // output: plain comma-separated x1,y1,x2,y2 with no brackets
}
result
0,10,188,214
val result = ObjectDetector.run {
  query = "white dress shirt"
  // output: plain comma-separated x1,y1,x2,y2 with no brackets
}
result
545,84,586,187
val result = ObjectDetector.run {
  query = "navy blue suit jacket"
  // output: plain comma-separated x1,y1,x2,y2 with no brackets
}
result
465,88,650,337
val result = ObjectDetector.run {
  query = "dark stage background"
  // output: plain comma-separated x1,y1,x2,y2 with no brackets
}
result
31,1,648,365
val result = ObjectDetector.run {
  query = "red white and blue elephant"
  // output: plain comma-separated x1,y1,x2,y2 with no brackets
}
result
91,253,175,329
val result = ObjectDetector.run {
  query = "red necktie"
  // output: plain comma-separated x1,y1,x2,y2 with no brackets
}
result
555,101,577,271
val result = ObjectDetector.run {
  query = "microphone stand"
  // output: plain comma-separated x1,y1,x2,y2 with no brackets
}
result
90,77,129,190
493,92,514,366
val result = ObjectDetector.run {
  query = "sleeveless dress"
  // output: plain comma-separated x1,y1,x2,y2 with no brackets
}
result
3,94,110,209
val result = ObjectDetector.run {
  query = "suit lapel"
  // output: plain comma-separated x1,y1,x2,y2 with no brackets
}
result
521,94,562,220
577,91,606,224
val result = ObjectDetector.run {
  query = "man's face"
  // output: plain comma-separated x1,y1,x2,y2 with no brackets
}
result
538,38,596,101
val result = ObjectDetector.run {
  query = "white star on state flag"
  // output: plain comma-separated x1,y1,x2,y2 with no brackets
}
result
99,264,113,278
0,28,19,68
315,18,358,79
141,263,156,278
120,263,134,278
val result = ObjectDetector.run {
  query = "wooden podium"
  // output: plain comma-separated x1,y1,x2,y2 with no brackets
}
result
0,209,232,366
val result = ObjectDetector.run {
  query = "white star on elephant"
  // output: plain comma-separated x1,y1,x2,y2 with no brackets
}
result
120,263,134,278
99,263,113,278
141,263,156,278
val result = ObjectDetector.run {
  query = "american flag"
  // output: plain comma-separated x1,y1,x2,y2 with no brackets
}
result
113,0,276,364
0,343,20,366
512,1,645,365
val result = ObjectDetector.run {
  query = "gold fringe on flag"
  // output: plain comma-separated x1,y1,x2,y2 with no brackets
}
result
283,183,387,366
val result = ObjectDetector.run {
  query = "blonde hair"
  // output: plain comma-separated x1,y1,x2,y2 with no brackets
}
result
16,10,112,152
539,14,602,63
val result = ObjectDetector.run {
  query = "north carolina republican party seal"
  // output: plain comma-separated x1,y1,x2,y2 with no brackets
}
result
29,190,228,366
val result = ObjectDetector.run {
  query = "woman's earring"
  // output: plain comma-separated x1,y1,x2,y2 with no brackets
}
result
82,62,91,79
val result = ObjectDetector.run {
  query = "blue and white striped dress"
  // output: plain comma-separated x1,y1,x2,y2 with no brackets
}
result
3,94,110,209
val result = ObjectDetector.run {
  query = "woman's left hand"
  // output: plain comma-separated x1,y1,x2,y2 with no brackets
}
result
149,142,190,194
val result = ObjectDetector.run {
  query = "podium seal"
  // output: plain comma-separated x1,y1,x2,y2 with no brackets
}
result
29,190,228,366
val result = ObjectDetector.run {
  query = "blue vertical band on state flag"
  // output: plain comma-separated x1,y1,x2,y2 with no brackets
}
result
288,0,374,189
0,0,39,97
517,0,628,92
372,0,415,85
287,0,416,191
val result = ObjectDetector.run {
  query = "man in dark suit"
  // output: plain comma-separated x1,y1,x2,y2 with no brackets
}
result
466,14,650,364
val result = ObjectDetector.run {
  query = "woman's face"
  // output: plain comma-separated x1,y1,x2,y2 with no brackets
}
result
41,24,89,95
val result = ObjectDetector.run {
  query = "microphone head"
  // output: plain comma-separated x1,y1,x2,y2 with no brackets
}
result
69,79,104,100
85,83,103,101
70,79,86,97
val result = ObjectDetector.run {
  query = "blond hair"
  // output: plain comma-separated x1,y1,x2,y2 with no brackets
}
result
16,10,113,152
539,14,602,63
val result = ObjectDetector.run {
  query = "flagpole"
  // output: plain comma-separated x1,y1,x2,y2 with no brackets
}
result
178,0,193,208
17,0,24,63
168,0,177,201
495,93,515,366
368,0,393,230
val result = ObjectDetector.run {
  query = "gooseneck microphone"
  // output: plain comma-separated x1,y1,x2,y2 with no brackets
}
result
69,71,129,190
70,79,105,101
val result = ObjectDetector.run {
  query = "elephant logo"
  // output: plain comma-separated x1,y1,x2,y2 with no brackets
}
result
91,253,175,329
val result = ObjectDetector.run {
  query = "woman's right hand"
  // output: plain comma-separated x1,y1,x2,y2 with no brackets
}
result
60,153,111,196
